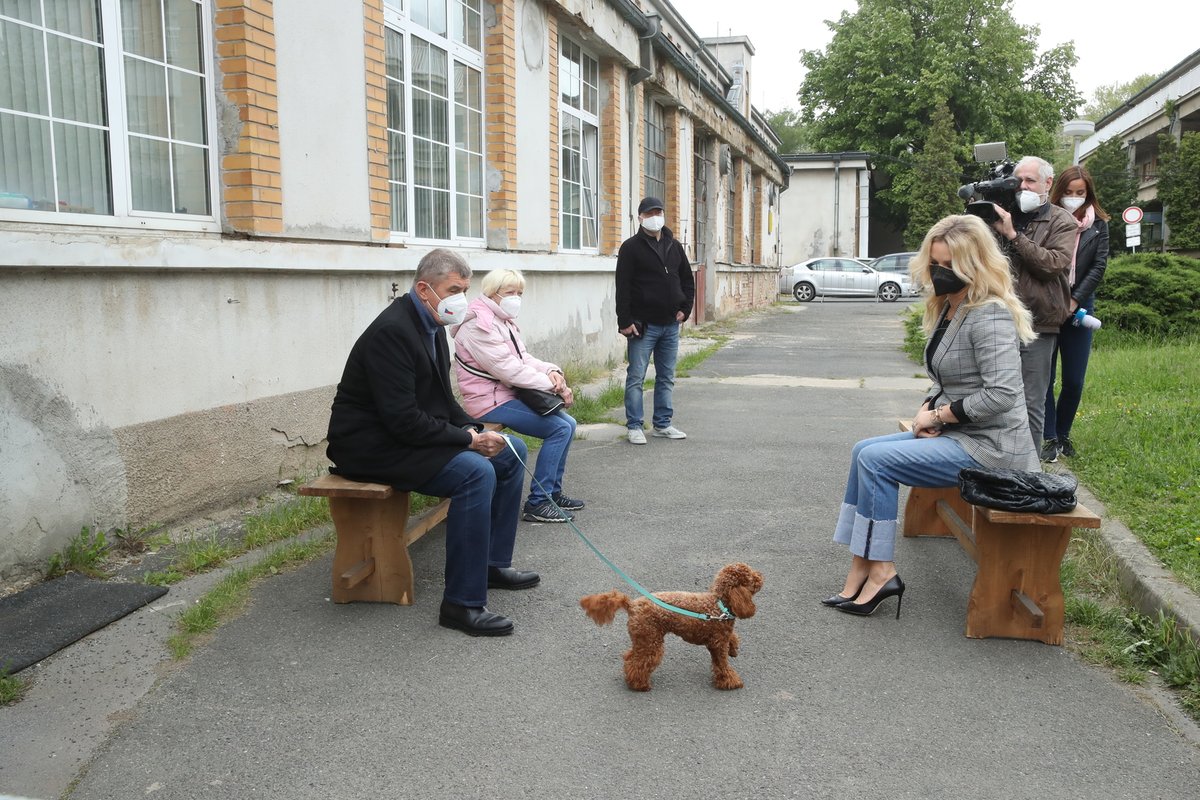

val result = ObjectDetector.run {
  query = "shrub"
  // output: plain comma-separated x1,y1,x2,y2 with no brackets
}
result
1095,253,1200,336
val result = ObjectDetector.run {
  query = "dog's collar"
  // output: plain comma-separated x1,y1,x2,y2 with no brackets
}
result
710,599,735,622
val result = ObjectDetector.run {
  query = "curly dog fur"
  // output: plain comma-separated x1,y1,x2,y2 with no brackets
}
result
579,563,764,691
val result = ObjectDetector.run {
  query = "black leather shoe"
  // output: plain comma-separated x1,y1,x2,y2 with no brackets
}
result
487,566,541,590
438,601,514,636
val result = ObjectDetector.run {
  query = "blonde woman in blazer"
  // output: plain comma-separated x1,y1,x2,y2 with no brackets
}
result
823,215,1039,618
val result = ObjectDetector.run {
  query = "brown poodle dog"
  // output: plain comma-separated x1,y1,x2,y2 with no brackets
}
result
579,563,764,691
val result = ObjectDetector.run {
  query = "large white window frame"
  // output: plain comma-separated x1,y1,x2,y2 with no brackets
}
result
384,0,484,246
0,0,219,232
558,36,598,252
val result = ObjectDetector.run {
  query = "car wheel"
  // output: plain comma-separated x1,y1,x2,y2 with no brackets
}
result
878,282,901,302
793,282,816,302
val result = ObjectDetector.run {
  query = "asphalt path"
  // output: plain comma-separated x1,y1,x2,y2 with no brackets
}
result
11,299,1200,799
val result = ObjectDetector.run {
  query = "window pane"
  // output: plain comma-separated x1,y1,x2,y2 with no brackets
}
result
129,134,171,211
456,193,480,238
387,79,405,133
383,0,402,12
124,56,168,136
429,141,448,188
47,34,106,125
0,0,42,24
415,187,449,238
164,0,202,72
0,112,53,209
411,0,446,38
121,0,165,61
171,141,207,214
45,0,102,41
412,93,430,138
168,69,204,143
54,122,111,213
385,27,404,81
389,179,407,232
430,96,447,142
0,19,50,115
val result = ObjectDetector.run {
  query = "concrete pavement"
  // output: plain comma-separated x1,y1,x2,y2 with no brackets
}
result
4,300,1200,800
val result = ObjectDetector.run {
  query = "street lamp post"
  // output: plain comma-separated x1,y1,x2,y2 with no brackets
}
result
1063,119,1096,165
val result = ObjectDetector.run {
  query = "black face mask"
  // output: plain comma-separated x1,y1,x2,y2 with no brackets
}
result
931,265,967,297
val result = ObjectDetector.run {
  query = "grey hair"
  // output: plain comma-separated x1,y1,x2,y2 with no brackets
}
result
413,248,472,286
1016,156,1054,184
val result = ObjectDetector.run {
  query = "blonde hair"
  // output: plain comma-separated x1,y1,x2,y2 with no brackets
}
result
480,269,526,298
909,215,1035,343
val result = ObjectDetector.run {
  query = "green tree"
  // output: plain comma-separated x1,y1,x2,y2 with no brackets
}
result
797,0,1080,231
764,108,814,153
1158,131,1200,249
893,102,964,248
1083,74,1159,121
1084,136,1138,254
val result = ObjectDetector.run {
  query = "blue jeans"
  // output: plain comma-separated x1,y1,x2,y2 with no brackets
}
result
625,322,679,430
833,431,980,562
1043,313,1095,441
481,401,577,506
413,437,526,607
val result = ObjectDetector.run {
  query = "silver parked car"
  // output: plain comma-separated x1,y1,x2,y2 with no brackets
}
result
778,257,912,302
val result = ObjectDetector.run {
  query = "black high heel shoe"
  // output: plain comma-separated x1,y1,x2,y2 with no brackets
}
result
835,574,905,619
821,577,868,607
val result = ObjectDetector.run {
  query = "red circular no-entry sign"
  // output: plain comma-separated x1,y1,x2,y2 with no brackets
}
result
1122,206,1144,224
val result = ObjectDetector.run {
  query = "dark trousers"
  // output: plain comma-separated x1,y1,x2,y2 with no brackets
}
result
1043,317,1095,441
414,437,527,607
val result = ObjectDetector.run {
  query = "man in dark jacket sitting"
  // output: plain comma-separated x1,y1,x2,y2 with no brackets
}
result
325,248,537,637
615,196,696,445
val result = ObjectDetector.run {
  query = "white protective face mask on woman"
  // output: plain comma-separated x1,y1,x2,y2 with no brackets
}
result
641,214,665,233
1060,196,1086,213
424,284,469,324
1017,190,1043,213
498,295,522,318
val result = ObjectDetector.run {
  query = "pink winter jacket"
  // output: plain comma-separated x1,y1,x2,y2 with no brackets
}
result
451,296,561,417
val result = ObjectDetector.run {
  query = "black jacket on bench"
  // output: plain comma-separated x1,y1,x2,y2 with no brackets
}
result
326,293,477,488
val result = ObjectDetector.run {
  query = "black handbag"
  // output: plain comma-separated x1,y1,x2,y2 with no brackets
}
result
515,388,565,416
454,354,565,417
957,467,1078,515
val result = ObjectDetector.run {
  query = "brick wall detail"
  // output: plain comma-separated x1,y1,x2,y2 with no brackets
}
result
215,0,282,235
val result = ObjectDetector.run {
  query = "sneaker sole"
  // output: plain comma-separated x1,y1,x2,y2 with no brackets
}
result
522,513,572,523
651,433,686,439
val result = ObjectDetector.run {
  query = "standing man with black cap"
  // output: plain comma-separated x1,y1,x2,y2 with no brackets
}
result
615,196,696,445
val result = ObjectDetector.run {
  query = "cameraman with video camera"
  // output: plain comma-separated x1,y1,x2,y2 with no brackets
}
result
975,155,1076,458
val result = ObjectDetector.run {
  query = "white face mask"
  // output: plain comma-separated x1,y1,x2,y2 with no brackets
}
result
1061,196,1086,212
1017,190,1044,214
641,214,665,233
498,295,522,318
423,283,468,325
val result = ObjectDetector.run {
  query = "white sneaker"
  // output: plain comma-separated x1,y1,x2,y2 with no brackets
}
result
628,428,647,445
652,425,687,439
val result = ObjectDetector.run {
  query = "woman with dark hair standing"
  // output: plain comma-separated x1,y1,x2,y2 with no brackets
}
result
1041,165,1110,462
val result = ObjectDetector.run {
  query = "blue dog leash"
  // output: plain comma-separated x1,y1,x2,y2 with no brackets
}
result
501,434,733,622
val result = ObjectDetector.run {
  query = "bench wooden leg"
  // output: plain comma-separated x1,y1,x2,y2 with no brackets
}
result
902,486,970,538
965,512,1070,645
328,493,415,605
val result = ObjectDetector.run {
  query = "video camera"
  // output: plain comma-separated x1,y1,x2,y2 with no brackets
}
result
957,141,1018,224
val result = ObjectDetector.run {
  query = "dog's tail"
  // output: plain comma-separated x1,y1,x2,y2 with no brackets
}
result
579,591,632,626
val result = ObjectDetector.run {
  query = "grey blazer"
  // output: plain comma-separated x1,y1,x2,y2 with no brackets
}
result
926,301,1040,471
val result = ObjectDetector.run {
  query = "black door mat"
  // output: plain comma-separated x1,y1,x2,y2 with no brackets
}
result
0,573,168,674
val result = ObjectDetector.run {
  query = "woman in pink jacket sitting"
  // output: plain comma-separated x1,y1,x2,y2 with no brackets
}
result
451,269,583,523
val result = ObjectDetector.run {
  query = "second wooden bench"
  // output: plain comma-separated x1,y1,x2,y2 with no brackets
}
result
897,420,1100,644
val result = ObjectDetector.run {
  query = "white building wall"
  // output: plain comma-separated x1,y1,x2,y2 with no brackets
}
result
779,158,869,264
275,2,373,240
515,0,552,251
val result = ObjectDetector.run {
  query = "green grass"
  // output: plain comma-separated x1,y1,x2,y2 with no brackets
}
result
168,532,335,659
45,527,111,579
0,668,31,705
569,380,625,424
243,495,334,550
1068,335,1200,595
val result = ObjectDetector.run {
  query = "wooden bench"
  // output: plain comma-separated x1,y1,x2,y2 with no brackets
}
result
298,424,505,606
897,420,1101,644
